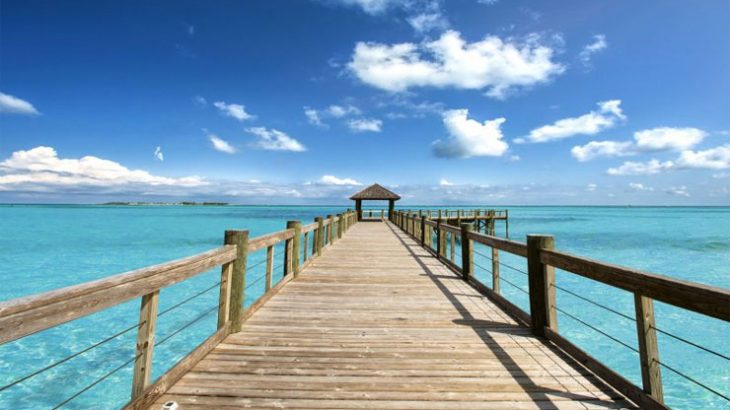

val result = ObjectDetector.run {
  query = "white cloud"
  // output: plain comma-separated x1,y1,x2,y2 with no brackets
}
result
0,92,40,115
634,127,706,152
629,182,653,192
348,118,382,133
208,134,237,154
246,127,306,151
154,146,164,161
304,104,361,127
607,159,674,176
606,145,730,176
320,175,363,186
578,34,607,67
348,30,565,99
407,13,448,33
327,104,361,118
303,106,324,127
432,109,509,158
586,183,597,191
194,95,207,105
519,100,625,143
336,0,395,15
571,140,633,162
213,101,255,121
666,186,690,197
676,145,730,170
572,127,707,162
0,146,206,192
439,178,454,186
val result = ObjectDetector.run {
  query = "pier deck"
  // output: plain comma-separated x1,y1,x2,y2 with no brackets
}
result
151,222,635,409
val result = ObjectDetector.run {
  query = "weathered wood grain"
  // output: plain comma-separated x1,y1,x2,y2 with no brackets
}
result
0,246,236,344
149,222,636,410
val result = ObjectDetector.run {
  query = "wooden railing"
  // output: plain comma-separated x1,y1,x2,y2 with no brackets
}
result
393,210,730,410
0,210,358,409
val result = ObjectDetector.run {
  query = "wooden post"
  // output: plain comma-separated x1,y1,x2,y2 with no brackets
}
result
285,221,301,277
217,241,233,329
527,235,556,337
420,215,427,245
635,294,664,402
355,199,362,221
337,214,343,239
388,199,395,221
327,215,335,245
450,231,455,262
225,230,248,333
315,217,324,256
505,209,509,238
460,223,473,281
492,247,500,293
265,245,274,291
131,290,159,399
436,218,444,258
303,232,309,262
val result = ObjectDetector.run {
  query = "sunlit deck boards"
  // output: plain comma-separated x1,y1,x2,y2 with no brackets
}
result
151,222,636,410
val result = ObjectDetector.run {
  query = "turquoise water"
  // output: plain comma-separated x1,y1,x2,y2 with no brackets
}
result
0,205,728,409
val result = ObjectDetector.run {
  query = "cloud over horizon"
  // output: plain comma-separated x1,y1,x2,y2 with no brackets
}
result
432,109,509,158
348,30,564,99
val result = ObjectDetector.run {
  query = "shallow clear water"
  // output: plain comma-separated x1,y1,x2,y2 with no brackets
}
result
0,205,728,409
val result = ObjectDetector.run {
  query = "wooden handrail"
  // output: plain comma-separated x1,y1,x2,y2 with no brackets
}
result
467,230,528,257
392,209,727,409
541,248,730,322
248,228,295,252
0,245,237,344
0,210,360,409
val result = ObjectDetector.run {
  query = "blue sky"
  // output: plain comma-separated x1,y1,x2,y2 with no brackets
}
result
1,0,729,204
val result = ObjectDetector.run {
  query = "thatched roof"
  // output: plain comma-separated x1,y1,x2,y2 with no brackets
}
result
350,183,401,200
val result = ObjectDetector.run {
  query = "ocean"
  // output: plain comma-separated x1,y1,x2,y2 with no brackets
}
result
0,205,728,409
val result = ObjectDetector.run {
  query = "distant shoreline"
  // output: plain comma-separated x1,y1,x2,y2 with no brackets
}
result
99,201,229,206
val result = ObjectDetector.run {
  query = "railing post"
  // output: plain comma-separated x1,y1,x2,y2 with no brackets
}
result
425,217,432,248
420,216,427,245
460,223,473,281
218,235,233,328
315,217,324,256
285,221,301,277
492,246,500,293
265,245,274,291
337,214,343,238
226,230,249,333
327,215,335,245
131,289,159,399
635,294,664,402
527,235,556,337
436,218,444,258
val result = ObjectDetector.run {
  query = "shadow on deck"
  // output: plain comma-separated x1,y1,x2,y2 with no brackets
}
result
151,222,635,409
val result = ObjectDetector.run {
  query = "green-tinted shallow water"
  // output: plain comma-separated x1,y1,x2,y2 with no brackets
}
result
0,205,728,409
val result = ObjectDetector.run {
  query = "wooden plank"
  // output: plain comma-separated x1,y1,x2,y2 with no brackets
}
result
148,221,638,410
248,229,295,252
131,290,160,399
0,246,236,344
467,230,528,257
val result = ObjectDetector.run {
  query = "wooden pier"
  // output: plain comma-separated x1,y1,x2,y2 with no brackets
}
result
1,195,729,409
148,221,635,409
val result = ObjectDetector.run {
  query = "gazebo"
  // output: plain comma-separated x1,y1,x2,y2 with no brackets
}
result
350,183,401,221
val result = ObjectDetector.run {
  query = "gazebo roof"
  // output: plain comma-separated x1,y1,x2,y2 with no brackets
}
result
350,183,401,201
